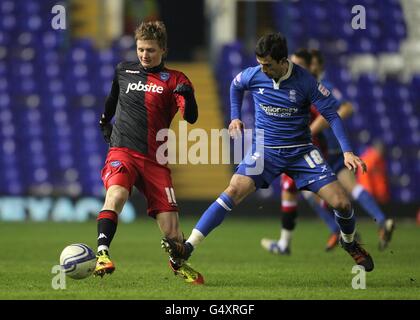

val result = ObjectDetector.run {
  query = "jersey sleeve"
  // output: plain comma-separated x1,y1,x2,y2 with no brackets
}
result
323,80,345,105
230,67,254,120
174,72,198,124
102,63,121,122
174,72,194,110
307,76,352,153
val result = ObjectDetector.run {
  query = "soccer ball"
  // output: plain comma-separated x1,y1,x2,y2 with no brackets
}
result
60,243,97,280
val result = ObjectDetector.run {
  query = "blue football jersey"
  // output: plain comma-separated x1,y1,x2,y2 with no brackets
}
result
230,62,352,152
320,79,347,156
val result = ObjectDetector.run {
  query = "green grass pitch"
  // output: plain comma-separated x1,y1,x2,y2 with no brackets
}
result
0,217,419,299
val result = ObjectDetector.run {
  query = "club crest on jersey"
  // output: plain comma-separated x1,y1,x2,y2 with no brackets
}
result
110,161,121,167
318,83,330,97
289,89,297,102
160,72,170,81
233,72,242,86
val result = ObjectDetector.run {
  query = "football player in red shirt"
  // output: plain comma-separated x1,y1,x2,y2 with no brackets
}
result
94,21,203,284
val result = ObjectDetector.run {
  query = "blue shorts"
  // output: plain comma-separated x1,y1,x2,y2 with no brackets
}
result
328,153,346,174
235,144,337,193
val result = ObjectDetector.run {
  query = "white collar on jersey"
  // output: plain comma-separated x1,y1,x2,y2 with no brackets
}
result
272,59,293,89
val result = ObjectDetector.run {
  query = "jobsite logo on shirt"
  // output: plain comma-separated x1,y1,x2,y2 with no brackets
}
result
126,81,164,94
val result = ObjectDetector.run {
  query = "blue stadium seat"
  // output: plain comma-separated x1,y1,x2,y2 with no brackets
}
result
0,0,416,201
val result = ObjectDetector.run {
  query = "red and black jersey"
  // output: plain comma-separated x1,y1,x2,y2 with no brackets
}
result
103,61,196,158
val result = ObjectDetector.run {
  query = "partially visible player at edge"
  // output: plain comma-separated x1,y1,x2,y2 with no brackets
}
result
162,33,375,281
309,50,395,251
94,21,204,284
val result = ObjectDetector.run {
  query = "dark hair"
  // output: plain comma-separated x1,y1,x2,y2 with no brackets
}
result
310,49,324,66
255,33,288,62
293,48,312,67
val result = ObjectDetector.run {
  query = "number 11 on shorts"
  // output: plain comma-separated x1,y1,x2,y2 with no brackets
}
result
165,187,177,205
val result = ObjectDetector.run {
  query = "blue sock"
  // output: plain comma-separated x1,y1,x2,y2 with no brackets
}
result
334,208,356,235
352,185,386,226
306,196,339,233
195,192,234,236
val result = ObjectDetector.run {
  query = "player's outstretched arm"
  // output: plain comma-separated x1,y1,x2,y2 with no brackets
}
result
174,83,198,124
229,70,249,139
319,108,366,175
99,72,120,143
310,102,353,135
230,79,245,120
229,67,256,132
309,80,353,155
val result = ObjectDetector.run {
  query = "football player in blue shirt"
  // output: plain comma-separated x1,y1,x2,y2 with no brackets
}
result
162,33,374,284
262,50,395,255
260,48,343,255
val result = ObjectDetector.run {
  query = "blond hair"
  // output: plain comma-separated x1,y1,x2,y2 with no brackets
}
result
134,21,167,50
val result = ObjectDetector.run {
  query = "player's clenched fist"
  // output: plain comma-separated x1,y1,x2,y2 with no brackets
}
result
228,119,245,139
